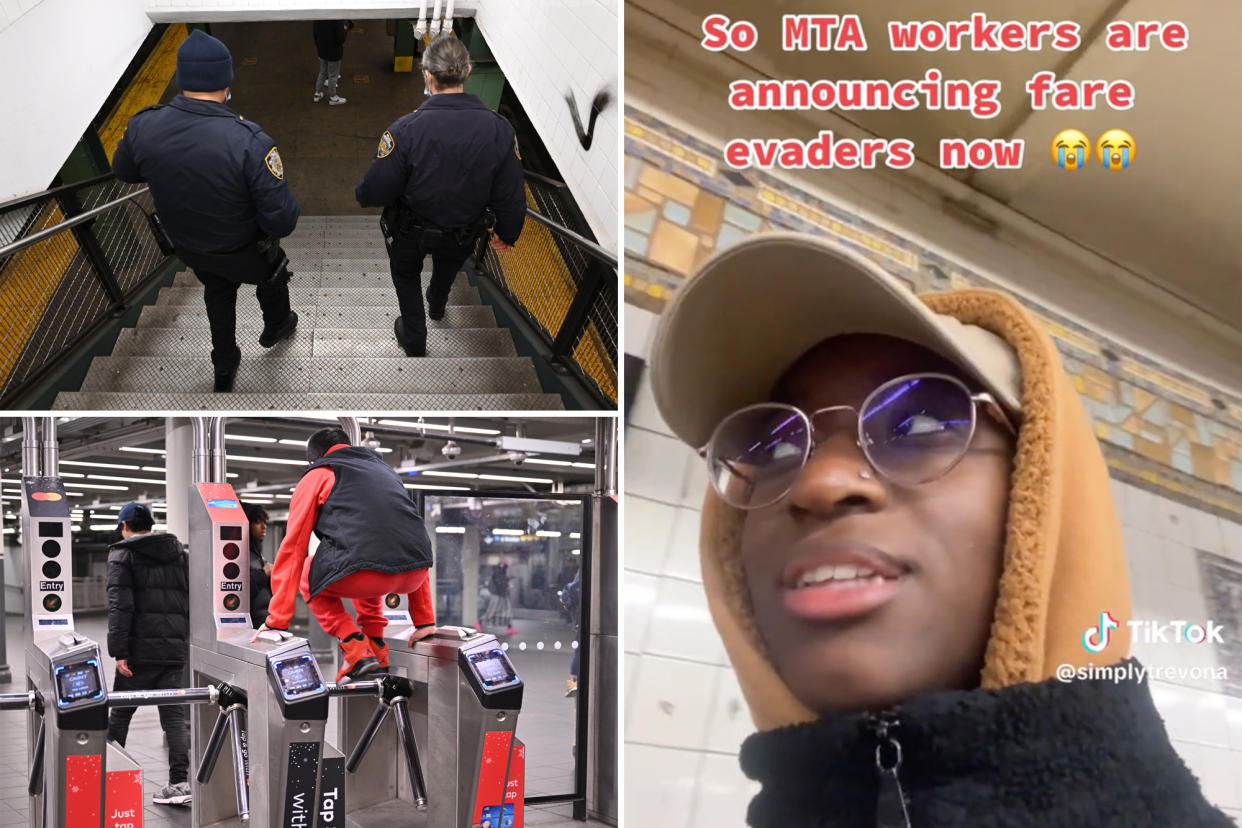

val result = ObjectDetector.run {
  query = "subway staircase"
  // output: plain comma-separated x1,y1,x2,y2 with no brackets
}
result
52,216,563,410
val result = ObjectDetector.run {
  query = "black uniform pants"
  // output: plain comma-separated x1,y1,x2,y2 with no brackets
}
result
108,664,191,785
387,231,475,350
178,247,292,372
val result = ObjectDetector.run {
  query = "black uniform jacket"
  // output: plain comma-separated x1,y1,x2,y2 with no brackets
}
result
112,95,300,254
354,93,526,245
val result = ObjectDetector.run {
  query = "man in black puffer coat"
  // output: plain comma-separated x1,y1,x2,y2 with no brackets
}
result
312,20,352,105
106,502,192,807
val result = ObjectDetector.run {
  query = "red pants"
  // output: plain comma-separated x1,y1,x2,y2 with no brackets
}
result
301,562,429,640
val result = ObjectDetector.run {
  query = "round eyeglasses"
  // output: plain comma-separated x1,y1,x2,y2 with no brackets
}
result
700,372,1016,510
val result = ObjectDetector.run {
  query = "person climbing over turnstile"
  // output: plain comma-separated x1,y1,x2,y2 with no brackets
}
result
252,426,438,680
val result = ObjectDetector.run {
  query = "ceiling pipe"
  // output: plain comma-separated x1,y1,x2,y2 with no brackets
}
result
338,417,361,448
413,0,428,38
191,418,210,484
41,417,58,479
209,417,226,484
21,417,39,479
430,0,442,37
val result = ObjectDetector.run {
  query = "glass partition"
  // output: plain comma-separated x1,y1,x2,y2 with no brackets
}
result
423,492,588,800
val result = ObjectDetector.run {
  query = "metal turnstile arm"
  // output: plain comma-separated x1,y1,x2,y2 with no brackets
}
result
28,718,45,797
344,702,390,773
0,692,35,711
336,675,428,811
390,697,428,810
195,683,250,822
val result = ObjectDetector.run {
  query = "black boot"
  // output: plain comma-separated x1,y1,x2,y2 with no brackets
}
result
393,318,426,357
259,311,298,347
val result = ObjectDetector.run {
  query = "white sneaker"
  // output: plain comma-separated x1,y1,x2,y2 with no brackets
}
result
313,91,323,102
328,95,347,106
153,782,192,806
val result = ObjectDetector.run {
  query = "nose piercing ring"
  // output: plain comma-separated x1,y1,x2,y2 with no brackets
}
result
859,469,873,480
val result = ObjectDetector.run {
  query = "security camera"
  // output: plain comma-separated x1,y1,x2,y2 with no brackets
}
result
442,441,461,459
362,431,382,450
510,451,525,467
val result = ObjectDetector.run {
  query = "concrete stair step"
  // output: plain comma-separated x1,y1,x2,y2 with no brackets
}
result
155,285,481,307
137,303,496,329
109,327,517,358
53,391,563,411
78,356,543,395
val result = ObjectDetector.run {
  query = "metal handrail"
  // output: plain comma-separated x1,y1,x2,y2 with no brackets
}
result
0,188,150,259
524,209,616,268
0,172,116,215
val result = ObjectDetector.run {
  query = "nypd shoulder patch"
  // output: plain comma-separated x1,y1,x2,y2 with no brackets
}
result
377,130,396,159
265,146,285,180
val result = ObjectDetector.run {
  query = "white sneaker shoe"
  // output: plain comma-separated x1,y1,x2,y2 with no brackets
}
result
153,782,192,806
313,91,324,102
328,95,348,106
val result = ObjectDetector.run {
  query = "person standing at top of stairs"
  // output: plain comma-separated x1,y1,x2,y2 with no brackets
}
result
112,29,301,393
355,35,527,358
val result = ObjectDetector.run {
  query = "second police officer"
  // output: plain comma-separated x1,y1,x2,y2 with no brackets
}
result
355,35,526,358
112,29,300,392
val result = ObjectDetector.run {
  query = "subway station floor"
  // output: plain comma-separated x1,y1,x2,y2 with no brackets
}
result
0,614,605,828
199,20,431,217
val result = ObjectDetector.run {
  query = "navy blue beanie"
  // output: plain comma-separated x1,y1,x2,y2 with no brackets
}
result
177,30,233,92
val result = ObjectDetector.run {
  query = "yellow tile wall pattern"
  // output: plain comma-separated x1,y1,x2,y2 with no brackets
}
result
638,166,702,210
623,124,1241,501
648,221,699,275
690,191,725,236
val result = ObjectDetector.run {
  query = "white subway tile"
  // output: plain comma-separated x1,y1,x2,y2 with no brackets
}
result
703,665,754,755
664,506,704,583
627,427,695,504
627,654,717,750
691,752,759,827
645,576,726,665
625,744,700,827
625,496,677,575
624,570,659,655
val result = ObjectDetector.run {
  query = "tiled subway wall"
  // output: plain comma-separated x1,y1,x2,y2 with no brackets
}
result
624,364,1242,826
0,0,40,34
473,0,619,251
623,106,1242,503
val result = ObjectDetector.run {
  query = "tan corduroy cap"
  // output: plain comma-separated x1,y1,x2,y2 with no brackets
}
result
650,232,1024,447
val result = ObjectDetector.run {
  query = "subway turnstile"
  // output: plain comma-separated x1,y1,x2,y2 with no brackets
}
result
339,625,524,828
188,481,333,828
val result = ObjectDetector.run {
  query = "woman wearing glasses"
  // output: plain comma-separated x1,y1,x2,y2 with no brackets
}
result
649,234,1228,827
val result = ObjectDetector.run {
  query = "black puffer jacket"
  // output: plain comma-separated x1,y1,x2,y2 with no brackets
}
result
106,532,189,666
313,20,350,61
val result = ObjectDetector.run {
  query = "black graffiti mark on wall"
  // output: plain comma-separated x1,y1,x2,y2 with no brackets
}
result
566,90,612,151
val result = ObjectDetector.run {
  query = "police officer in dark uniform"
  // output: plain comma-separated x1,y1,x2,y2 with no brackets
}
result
112,29,300,392
355,35,526,357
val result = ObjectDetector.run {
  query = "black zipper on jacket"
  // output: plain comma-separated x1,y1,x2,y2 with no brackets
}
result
867,711,912,828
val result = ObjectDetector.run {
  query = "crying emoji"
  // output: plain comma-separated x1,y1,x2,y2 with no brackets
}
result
1096,129,1136,170
1051,129,1090,170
